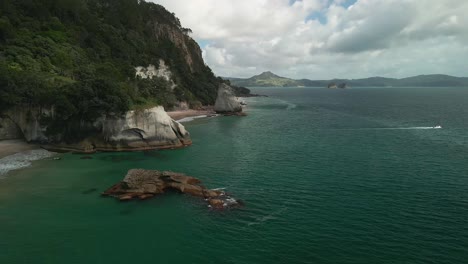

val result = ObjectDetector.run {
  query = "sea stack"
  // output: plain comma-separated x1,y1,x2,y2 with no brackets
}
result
214,84,244,114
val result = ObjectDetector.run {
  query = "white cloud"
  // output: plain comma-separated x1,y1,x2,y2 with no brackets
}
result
150,0,468,79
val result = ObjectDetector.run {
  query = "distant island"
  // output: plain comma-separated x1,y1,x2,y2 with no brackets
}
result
225,71,468,88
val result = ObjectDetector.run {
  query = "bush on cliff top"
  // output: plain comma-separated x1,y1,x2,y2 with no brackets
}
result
0,0,220,119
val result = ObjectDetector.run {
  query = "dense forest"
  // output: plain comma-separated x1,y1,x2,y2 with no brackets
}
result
0,0,221,125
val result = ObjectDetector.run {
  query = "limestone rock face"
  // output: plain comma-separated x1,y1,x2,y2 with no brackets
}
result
214,84,243,113
1,106,191,153
94,106,191,152
1,107,51,142
135,60,176,90
0,116,22,140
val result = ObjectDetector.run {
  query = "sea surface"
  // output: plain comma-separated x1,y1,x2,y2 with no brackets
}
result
1,87,468,264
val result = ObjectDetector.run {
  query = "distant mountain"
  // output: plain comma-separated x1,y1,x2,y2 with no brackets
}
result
227,71,302,87
225,72,468,87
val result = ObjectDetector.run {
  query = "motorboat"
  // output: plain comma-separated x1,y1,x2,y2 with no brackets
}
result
433,125,442,129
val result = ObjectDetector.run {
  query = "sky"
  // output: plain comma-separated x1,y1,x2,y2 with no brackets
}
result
150,0,468,79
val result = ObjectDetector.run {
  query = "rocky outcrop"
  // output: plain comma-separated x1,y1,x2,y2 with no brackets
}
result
338,83,348,89
152,23,204,73
135,60,177,90
93,106,191,152
2,106,191,153
214,84,243,114
0,116,22,140
1,107,51,142
102,169,242,210
327,82,348,89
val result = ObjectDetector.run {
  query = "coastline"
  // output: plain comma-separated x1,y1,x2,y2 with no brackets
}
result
0,108,213,159
0,139,40,159
0,140,55,177
167,108,216,121
0,106,225,176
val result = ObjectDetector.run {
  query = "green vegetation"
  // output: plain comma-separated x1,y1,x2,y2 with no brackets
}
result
0,0,220,121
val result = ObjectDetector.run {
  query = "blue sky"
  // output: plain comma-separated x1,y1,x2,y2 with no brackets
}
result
152,0,468,79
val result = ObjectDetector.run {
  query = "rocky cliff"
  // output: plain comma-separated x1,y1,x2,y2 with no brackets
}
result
0,0,226,152
2,106,191,153
214,84,243,113
0,116,22,140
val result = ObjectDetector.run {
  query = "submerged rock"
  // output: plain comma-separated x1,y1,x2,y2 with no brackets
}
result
214,84,243,114
102,169,242,210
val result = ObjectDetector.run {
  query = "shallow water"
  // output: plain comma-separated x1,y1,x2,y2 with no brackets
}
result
1,87,468,264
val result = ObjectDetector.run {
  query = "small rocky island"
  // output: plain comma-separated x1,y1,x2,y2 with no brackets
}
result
102,169,242,210
214,84,247,116
327,82,348,89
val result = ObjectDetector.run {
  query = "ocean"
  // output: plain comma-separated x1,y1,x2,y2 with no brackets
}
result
1,87,468,264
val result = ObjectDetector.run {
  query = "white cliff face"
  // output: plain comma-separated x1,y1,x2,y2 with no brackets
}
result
0,116,22,140
1,105,191,152
214,84,243,113
135,60,176,90
98,106,190,150
2,107,51,142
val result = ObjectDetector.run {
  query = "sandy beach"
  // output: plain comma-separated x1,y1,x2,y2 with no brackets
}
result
167,108,216,121
0,140,40,159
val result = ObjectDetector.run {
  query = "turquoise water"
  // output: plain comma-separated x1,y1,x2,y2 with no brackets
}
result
1,87,468,263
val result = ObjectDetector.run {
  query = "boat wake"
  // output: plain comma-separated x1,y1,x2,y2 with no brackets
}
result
247,207,287,226
374,126,442,130
286,103,297,110
323,126,443,131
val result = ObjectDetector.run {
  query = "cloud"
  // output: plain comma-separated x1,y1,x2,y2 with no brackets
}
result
150,0,468,79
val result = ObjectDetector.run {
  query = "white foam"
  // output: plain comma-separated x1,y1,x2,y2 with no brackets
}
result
0,149,55,178
286,103,297,110
324,126,443,131
372,126,442,130
177,114,218,123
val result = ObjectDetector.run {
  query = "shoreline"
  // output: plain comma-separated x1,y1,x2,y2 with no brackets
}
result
167,108,216,121
0,139,40,159
0,140,55,177
0,108,214,159
0,106,238,176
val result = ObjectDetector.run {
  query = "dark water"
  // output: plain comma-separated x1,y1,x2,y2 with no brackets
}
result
1,87,468,264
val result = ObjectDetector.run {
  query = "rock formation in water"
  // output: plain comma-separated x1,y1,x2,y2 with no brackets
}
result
327,82,338,89
3,106,191,153
102,169,242,210
214,84,244,114
338,83,348,89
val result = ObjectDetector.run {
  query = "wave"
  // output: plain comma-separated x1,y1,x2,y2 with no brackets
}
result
0,149,56,178
368,126,442,130
247,207,288,226
275,99,297,110
286,103,297,110
177,114,218,123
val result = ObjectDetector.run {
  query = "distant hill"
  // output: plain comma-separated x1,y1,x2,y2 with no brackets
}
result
228,71,302,87
225,72,468,87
